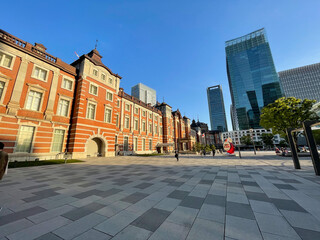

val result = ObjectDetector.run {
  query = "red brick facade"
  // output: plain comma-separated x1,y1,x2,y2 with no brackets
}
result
0,29,192,160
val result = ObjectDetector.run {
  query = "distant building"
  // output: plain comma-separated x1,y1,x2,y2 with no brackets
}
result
221,129,280,145
131,83,156,106
279,62,320,103
207,85,228,132
226,28,283,130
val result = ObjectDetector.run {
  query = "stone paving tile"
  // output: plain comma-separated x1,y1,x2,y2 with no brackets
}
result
179,196,204,209
203,194,226,207
254,212,301,239
154,197,181,212
27,205,75,224
120,192,149,204
112,225,152,240
167,190,189,200
35,233,63,240
94,210,138,236
249,200,282,216
134,183,153,189
166,206,198,228
280,210,320,232
198,203,225,223
72,229,112,240
54,213,107,239
149,221,190,240
293,227,320,240
225,215,262,240
270,198,307,212
131,208,171,232
0,219,34,239
62,202,105,221
20,184,49,191
7,216,70,240
0,206,46,226
226,201,255,220
187,218,224,240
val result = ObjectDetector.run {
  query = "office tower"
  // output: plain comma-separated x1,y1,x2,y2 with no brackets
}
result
225,28,283,130
131,83,156,105
279,62,320,103
207,85,228,131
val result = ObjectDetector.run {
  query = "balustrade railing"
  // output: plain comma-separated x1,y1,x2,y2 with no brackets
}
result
0,29,26,48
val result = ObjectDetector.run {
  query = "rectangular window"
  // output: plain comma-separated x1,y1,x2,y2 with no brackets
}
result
33,66,47,81
142,139,146,151
101,73,106,81
89,84,98,95
0,51,13,68
117,100,120,107
160,126,163,135
149,123,152,133
125,117,130,128
93,69,98,76
149,113,152,118
134,138,138,151
57,99,70,117
125,104,130,111
109,78,113,84
115,115,119,127
142,122,145,132
52,129,65,152
0,81,5,100
16,126,35,153
62,78,73,90
115,135,118,144
134,119,138,130
124,136,129,151
135,107,138,114
143,111,146,117
26,90,42,111
149,139,152,150
86,103,96,119
105,108,112,123
155,125,158,134
106,92,113,101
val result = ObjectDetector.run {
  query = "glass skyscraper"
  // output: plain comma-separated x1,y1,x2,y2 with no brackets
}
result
207,85,228,132
279,62,320,103
226,28,283,130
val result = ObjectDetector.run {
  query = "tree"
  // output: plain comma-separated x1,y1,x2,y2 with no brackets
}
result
194,142,203,152
204,145,211,153
261,133,274,148
279,140,288,148
260,97,319,140
241,135,252,145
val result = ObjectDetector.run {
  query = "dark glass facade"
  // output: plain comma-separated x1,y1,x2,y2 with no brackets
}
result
207,85,228,132
279,62,320,103
226,28,283,130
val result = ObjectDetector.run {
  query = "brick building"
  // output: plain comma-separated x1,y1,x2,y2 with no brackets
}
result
0,29,192,160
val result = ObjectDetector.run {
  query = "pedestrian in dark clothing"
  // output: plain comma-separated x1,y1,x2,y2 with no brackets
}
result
212,149,216,157
203,150,206,156
175,151,179,161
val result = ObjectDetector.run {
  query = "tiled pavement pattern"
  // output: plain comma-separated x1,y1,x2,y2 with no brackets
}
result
1,152,320,240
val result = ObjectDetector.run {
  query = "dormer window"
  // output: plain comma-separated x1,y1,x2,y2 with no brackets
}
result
101,73,106,81
93,69,98,76
109,78,113,85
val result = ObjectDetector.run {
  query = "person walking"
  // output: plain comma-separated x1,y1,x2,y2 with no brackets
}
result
212,148,216,158
175,150,179,162
0,142,9,212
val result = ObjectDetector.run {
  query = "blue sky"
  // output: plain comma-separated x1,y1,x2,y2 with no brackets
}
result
2,0,320,130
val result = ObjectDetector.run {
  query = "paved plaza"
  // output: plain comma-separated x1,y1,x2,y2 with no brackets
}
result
1,153,320,240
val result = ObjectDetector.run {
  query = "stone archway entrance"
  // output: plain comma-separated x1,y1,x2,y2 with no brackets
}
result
87,137,105,157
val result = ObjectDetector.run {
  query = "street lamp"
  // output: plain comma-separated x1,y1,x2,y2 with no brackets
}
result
250,129,257,155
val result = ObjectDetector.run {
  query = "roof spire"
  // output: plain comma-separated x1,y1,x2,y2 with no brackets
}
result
95,39,98,50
